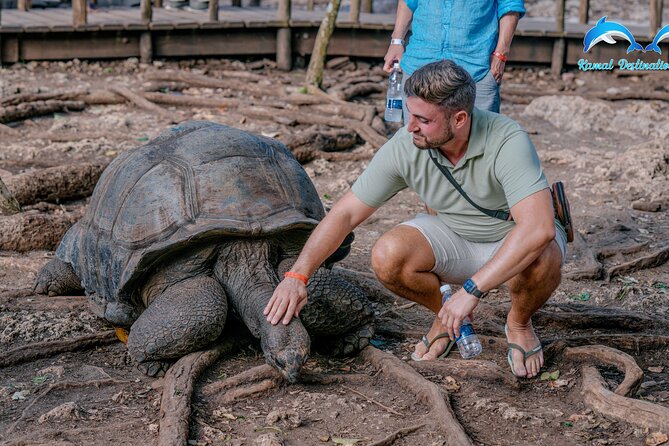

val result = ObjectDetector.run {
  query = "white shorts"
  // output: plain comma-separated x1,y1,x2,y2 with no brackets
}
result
400,213,567,284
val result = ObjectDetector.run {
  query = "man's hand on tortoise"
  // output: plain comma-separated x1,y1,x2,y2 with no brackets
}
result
437,288,479,340
264,278,308,325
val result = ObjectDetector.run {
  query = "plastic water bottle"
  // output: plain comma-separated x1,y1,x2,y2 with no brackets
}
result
384,62,403,122
441,284,482,359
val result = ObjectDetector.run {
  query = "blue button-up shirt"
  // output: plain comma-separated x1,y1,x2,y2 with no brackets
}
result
401,0,526,82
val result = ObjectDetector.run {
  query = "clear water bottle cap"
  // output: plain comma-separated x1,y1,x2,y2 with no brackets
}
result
439,284,452,294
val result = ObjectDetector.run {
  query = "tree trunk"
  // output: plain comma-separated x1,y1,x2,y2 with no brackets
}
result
305,0,342,88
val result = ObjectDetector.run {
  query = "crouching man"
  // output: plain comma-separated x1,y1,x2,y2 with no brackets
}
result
265,59,566,378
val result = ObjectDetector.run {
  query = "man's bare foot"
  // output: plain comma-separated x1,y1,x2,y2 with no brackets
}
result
505,319,544,378
412,316,452,361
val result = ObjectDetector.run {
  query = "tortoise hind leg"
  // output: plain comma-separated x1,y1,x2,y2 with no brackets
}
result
127,276,228,377
34,258,84,296
299,267,375,357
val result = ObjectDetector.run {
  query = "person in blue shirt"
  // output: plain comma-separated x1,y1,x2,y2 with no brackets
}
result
383,0,525,115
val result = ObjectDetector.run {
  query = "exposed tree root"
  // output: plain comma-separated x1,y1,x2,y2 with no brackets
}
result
0,100,86,123
0,89,89,107
606,245,669,279
201,364,280,396
338,82,385,101
564,232,603,280
597,241,649,260
546,334,669,353
298,371,369,385
0,330,118,368
361,346,473,446
218,378,279,405
0,209,82,251
5,378,129,435
5,163,107,206
478,301,669,332
158,337,250,446
341,384,404,416
366,423,426,446
563,345,643,397
411,359,519,389
1,420,142,446
108,86,176,121
578,365,669,431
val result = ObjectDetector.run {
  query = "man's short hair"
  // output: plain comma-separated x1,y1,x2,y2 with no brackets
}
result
404,60,476,115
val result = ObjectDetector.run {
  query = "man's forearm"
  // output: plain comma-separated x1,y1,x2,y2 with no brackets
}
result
391,0,413,40
471,218,555,293
495,12,520,54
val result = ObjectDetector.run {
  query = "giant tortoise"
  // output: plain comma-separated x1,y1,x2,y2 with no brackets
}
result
34,121,374,381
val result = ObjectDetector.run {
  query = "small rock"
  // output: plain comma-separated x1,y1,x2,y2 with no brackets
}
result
575,79,586,87
253,432,283,446
606,87,620,95
646,431,668,446
11,390,30,401
632,200,663,212
649,366,665,373
38,402,83,423
641,380,659,389
561,72,575,82
148,423,159,434
37,365,65,378
265,409,301,428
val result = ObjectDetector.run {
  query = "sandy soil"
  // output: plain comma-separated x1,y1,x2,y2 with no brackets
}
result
1,56,668,446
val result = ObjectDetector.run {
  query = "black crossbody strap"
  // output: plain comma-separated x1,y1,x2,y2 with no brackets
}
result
428,149,512,222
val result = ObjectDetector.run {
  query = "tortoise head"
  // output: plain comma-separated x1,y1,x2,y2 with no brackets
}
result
261,320,310,383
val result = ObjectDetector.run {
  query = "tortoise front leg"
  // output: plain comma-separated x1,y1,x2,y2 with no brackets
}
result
127,275,228,377
34,258,84,296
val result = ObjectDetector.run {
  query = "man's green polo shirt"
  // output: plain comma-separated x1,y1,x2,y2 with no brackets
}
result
351,108,549,243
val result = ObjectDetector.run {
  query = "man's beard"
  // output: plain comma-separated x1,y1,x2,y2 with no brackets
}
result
412,124,455,150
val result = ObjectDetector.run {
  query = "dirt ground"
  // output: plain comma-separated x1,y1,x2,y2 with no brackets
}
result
1,53,669,446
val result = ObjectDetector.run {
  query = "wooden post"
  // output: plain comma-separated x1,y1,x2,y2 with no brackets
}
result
141,0,152,23
306,0,313,11
650,0,663,35
72,0,87,26
17,0,31,11
360,0,371,13
349,0,360,23
277,0,292,71
140,32,152,63
551,38,566,78
556,0,565,33
208,0,219,22
578,0,589,24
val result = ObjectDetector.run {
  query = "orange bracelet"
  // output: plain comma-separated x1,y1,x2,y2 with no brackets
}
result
492,51,508,62
285,271,308,285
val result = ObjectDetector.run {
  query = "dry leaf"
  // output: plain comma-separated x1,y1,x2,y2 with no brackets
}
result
648,366,664,373
443,376,461,392
645,432,668,446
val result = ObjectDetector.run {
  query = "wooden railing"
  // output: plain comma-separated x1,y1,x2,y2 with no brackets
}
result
556,0,665,35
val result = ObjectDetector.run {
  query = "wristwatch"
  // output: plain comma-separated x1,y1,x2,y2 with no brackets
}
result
463,278,488,299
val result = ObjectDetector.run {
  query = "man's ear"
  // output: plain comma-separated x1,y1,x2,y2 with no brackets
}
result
452,110,469,129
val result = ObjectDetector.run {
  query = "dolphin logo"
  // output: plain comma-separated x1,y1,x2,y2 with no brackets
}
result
646,24,669,53
583,16,644,53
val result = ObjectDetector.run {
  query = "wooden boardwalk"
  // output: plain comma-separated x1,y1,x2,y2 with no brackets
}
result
0,7,664,67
